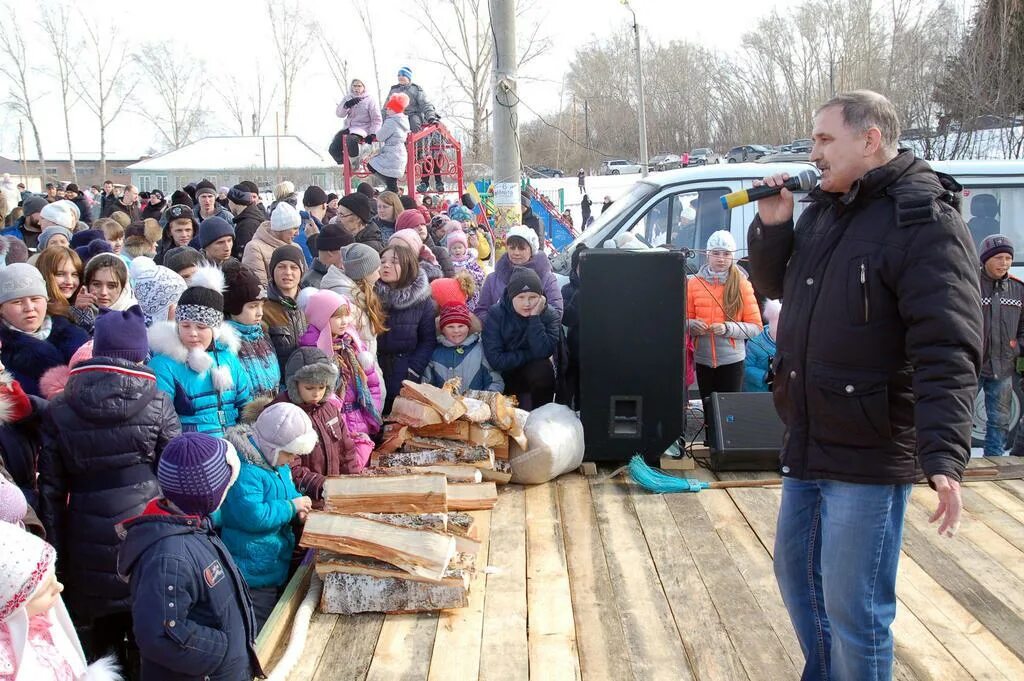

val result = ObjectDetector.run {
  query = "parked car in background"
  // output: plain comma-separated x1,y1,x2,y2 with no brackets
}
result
524,165,564,178
789,138,813,153
601,159,644,175
649,153,682,172
726,145,772,163
688,148,718,166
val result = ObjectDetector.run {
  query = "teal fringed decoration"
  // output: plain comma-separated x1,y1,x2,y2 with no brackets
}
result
628,455,711,494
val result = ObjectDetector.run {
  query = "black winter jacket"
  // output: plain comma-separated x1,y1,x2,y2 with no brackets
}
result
747,151,982,484
39,358,181,621
232,203,268,259
979,269,1024,380
0,379,46,514
0,315,90,398
376,270,438,409
386,82,438,132
119,500,262,681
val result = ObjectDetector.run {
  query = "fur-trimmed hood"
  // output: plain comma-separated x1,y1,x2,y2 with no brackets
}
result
375,269,432,312
147,320,242,390
223,424,275,471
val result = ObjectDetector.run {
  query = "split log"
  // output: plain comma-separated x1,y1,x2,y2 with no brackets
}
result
461,397,491,422
400,380,467,423
356,465,482,483
480,460,512,485
356,513,448,532
375,446,494,470
446,482,498,511
491,438,509,461
319,570,469,614
447,512,479,540
464,390,517,430
375,424,409,454
316,552,470,589
468,423,508,450
412,420,470,441
386,397,443,427
300,512,455,581
322,473,448,514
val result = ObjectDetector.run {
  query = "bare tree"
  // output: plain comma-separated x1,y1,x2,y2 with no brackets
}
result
314,25,349,95
217,67,277,136
133,41,209,150
74,17,137,181
0,3,46,182
354,0,384,104
266,0,312,134
39,4,80,183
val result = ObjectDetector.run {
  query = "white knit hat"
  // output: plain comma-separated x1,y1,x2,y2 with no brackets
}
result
706,230,737,252
270,202,302,232
0,521,55,621
253,402,317,466
40,201,75,230
506,225,539,254
0,263,47,305
0,476,27,527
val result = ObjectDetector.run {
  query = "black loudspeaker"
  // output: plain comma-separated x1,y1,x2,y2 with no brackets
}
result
706,392,784,471
579,249,687,464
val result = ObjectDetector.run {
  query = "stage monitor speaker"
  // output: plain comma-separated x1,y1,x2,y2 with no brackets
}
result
579,249,687,464
707,392,784,471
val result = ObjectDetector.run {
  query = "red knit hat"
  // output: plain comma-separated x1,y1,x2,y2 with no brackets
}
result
386,92,410,114
439,303,472,330
431,277,468,307
395,209,426,230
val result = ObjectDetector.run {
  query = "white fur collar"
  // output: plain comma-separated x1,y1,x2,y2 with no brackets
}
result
147,321,241,382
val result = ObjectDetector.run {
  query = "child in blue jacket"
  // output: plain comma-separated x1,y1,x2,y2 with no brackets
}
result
118,432,263,681
220,402,315,631
743,299,780,393
422,303,503,393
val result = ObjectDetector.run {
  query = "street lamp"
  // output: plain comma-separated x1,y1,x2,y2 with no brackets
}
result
621,0,650,178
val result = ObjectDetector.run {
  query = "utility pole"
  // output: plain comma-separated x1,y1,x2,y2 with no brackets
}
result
491,0,522,240
623,0,649,178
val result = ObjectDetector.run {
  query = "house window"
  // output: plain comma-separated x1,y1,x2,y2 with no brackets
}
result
137,175,151,191
76,166,96,174
44,167,59,175
111,167,128,174
155,176,168,193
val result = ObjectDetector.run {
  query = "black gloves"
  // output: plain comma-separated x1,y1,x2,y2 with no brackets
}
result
344,98,360,108
365,134,376,144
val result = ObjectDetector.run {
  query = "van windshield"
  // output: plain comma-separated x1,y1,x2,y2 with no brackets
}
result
567,182,659,250
962,185,1024,264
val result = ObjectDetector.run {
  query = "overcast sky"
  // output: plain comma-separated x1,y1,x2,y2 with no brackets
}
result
0,0,787,160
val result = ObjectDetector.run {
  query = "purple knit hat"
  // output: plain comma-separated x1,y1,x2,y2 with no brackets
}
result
93,305,150,363
157,433,240,516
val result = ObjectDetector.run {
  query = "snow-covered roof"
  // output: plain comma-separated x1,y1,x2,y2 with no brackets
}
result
7,151,144,162
126,136,332,171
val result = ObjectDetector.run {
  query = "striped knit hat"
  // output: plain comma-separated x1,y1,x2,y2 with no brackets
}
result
157,433,241,516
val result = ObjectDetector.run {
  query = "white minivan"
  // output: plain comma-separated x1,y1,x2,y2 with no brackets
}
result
549,158,1024,444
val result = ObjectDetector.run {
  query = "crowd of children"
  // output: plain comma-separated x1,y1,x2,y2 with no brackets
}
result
0,166,582,679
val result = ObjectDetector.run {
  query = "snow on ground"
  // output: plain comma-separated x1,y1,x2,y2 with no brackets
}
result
530,171,665,226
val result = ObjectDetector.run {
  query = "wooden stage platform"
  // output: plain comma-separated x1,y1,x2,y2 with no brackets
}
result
278,457,1024,680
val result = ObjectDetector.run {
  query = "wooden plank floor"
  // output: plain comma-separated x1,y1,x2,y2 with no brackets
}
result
286,459,1024,680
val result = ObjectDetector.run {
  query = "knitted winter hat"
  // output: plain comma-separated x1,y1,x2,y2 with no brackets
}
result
131,257,188,326
252,402,317,466
167,206,196,229
93,305,150,363
395,209,426,231
439,303,472,330
163,246,206,275
175,264,226,328
270,202,302,232
339,193,372,224
0,264,46,306
40,202,74,230
157,433,241,517
506,225,539,254
198,216,234,248
228,184,254,206
447,205,474,223
270,244,306,277
20,196,47,217
980,234,1014,264
195,179,217,198
69,229,104,250
170,190,193,208
355,183,376,200
0,521,55,621
390,229,438,265
284,347,339,404
37,225,73,250
341,243,381,282
302,289,350,357
398,66,413,79
1,238,27,266
399,195,418,211
446,230,468,250
386,92,410,114
76,239,113,265
706,230,737,252
431,276,471,308
222,260,266,317
506,267,544,298
302,185,328,208
0,476,27,527
316,223,352,252
239,181,260,195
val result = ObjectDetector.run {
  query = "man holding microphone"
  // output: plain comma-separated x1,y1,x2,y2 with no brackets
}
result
747,90,982,681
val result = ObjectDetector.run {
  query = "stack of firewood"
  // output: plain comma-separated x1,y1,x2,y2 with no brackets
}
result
296,382,524,615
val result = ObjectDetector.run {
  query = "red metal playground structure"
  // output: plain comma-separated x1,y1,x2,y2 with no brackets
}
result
340,122,578,251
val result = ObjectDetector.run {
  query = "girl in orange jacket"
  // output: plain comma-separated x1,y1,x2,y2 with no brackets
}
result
686,230,763,408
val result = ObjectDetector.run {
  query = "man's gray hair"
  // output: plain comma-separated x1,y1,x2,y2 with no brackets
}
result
817,90,901,153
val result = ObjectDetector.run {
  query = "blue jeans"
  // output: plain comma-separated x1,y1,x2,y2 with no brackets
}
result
979,376,1013,456
774,477,911,681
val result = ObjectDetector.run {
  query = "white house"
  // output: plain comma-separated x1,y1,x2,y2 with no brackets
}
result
125,136,340,193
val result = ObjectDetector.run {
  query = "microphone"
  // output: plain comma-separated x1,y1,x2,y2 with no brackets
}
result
720,169,818,210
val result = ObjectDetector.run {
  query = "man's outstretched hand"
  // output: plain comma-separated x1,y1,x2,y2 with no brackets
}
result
929,474,962,538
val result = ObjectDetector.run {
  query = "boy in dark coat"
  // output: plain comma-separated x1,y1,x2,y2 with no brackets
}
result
118,432,262,681
39,305,181,668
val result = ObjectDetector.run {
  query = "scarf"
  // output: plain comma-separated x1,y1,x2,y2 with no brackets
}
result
335,333,382,428
3,317,53,342
698,263,729,285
